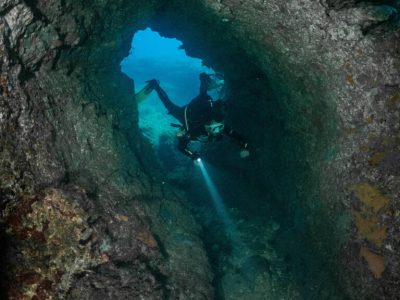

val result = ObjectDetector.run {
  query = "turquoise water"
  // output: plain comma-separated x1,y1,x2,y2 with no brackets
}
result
120,28,215,145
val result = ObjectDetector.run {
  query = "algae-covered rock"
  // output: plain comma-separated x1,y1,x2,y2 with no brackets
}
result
0,1,213,298
3,188,101,299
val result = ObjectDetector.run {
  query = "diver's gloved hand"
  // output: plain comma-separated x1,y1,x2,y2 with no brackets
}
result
240,143,250,159
146,79,160,89
191,151,201,161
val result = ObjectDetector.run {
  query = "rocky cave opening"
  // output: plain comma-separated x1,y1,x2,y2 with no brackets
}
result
120,27,218,147
117,7,344,300
1,0,399,299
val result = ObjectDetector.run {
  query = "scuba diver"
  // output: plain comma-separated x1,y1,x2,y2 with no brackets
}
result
144,73,250,160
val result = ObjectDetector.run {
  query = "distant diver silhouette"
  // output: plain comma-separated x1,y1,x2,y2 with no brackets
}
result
141,73,249,160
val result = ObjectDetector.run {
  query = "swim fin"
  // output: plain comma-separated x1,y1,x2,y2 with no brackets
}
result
135,83,153,104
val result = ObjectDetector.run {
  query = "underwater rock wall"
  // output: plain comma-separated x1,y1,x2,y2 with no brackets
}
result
221,2,400,298
151,0,400,298
203,1,400,299
0,0,213,299
0,0,399,299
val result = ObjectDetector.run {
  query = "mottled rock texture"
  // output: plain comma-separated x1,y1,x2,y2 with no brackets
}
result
152,0,400,299
0,0,399,299
0,1,213,299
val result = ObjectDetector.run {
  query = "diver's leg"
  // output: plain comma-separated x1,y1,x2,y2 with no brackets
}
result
224,125,250,158
199,73,211,95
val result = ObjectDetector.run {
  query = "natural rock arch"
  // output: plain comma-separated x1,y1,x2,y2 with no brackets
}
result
0,0,399,299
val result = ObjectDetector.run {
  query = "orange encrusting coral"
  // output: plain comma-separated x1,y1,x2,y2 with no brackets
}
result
346,74,355,86
116,214,129,222
353,183,389,213
368,152,385,167
352,183,389,248
137,231,158,249
353,212,387,248
5,189,101,300
359,246,385,279
386,94,400,108
351,183,390,279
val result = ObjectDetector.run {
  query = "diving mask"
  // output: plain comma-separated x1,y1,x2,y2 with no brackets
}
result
205,121,225,136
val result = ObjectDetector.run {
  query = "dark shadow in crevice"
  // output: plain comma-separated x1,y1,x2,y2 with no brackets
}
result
326,0,400,10
24,0,50,24
198,223,231,300
0,224,10,300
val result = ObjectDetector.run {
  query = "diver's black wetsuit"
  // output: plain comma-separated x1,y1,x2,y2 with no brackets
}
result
151,74,248,159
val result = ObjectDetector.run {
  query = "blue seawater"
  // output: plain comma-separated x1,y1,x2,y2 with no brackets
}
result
120,28,215,145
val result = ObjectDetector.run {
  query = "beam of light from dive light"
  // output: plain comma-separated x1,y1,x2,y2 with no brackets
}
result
197,160,244,248
197,161,260,278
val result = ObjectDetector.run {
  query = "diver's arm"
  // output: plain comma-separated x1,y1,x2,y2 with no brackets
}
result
224,126,248,148
224,125,250,158
178,136,199,160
